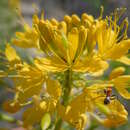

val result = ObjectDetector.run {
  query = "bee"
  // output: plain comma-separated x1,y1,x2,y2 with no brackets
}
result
103,87,115,105
85,85,116,105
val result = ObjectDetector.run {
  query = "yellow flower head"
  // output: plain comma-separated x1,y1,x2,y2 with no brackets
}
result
1,7,130,130
96,8,130,61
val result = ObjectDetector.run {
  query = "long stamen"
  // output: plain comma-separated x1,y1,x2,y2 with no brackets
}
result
106,8,128,43
99,6,104,20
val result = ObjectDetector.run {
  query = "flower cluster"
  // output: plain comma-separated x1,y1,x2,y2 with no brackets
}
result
1,8,130,130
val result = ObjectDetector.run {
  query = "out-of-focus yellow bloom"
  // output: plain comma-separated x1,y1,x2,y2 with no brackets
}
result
4,44,46,104
23,78,62,127
9,0,20,11
14,63,45,103
5,44,20,63
12,24,39,48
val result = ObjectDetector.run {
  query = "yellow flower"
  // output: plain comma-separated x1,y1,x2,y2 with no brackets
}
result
84,84,128,128
4,44,46,104
12,23,39,48
2,8,130,130
23,78,62,127
34,14,108,75
57,84,112,129
96,10,130,63
14,63,45,104
56,83,126,129
97,100,128,128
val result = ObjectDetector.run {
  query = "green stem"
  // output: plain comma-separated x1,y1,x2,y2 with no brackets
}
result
63,69,72,106
54,118,62,130
54,69,72,130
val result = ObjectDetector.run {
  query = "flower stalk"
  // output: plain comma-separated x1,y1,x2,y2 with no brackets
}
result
63,69,72,106
55,69,72,130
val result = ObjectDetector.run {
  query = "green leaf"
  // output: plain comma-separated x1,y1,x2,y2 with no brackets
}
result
41,113,51,130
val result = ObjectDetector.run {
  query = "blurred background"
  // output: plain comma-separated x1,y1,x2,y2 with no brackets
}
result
0,0,130,130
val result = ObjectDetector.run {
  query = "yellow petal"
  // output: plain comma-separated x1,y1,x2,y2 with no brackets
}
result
38,21,52,43
91,100,128,128
103,117,127,128
35,57,68,72
68,27,79,61
72,55,108,73
14,65,45,103
64,15,72,33
12,25,39,48
50,18,59,26
109,67,125,80
116,56,130,65
5,44,20,62
81,13,94,24
96,20,120,58
57,87,91,129
86,25,97,54
104,39,130,60
113,75,130,99
16,81,43,103
32,14,39,24
39,21,68,60
102,100,128,127
71,14,80,26
74,26,87,62
23,101,47,127
57,103,88,130
46,78,62,100
58,21,67,34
